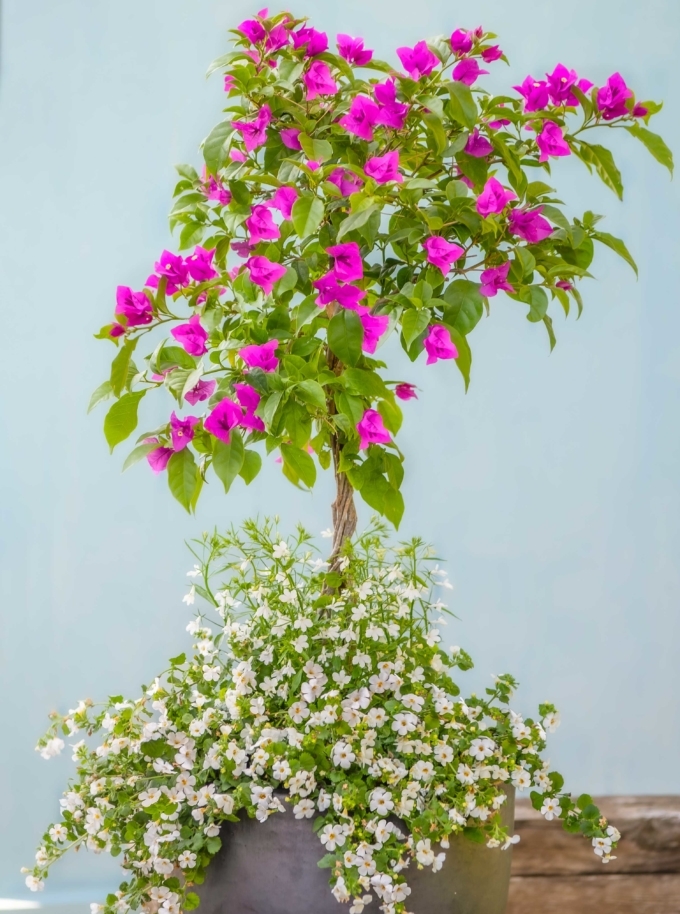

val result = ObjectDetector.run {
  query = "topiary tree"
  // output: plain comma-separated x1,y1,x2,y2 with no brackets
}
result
92,10,670,566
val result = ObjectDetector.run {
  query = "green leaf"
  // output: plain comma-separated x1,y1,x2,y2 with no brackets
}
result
423,113,447,154
441,280,484,335
291,195,324,239
336,204,380,241
88,380,113,413
275,266,298,295
296,379,327,410
626,124,674,175
447,81,478,129
184,893,200,911
522,286,550,323
327,309,363,367
539,204,572,240
239,449,262,485
593,231,638,277
110,337,138,397
578,142,624,200
167,448,199,512
317,853,337,869
281,443,316,488
401,309,431,347
343,367,388,398
377,397,402,434
203,121,233,173
212,432,245,493
104,391,145,452
122,441,159,472
447,327,471,391
298,133,333,163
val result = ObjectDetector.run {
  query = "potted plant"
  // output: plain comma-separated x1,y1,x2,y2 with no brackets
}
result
23,10,671,914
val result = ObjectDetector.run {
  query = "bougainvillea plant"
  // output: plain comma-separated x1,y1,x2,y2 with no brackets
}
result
25,522,621,914
88,9,671,564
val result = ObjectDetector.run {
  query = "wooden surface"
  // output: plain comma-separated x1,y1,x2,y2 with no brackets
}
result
507,796,680,913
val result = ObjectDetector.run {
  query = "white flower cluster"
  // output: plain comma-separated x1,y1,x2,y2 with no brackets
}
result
24,520,618,914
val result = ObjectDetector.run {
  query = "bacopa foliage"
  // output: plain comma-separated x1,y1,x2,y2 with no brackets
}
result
25,521,620,913
90,11,672,524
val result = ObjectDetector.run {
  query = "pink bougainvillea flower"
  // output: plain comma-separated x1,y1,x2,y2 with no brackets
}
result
312,273,366,309
239,339,279,372
479,261,515,297
424,325,458,365
339,95,380,141
455,166,474,189
184,378,216,405
171,314,208,356
513,75,550,112
238,18,266,44
596,72,633,120
185,245,218,282
358,310,389,354
245,204,281,245
555,280,573,291
397,41,438,79
303,61,338,100
144,438,174,474
337,34,373,66
267,185,298,220
357,409,391,449
481,45,503,62
147,250,189,295
450,28,473,54
224,74,236,92
280,127,302,150
265,22,290,53
453,58,488,86
234,382,265,431
395,382,418,401
476,177,517,216
246,256,287,294
464,128,493,158
335,284,367,310
546,64,593,107
326,242,363,282
488,117,511,130
306,160,321,171
170,411,199,451
365,150,402,184
115,286,153,327
204,171,232,206
374,79,409,130
423,236,464,274
232,104,272,152
230,148,248,163
204,398,244,444
109,323,125,338
632,103,648,118
508,206,553,243
536,121,571,162
291,26,328,57
328,168,364,196
231,240,251,259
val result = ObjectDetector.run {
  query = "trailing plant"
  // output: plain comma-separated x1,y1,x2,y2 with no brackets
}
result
25,522,620,914
89,9,671,564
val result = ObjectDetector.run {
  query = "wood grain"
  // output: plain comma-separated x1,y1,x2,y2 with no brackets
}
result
512,795,680,876
507,874,680,913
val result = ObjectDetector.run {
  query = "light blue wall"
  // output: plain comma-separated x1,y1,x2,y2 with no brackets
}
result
1,0,679,902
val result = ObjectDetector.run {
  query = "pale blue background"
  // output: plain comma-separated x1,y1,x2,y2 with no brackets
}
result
1,0,679,905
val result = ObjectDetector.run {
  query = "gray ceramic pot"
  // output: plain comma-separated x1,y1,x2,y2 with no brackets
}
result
199,790,514,914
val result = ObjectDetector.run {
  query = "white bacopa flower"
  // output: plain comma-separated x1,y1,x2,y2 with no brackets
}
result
543,712,561,732
288,701,309,724
369,788,394,814
592,836,613,856
320,528,333,538
333,670,352,687
320,823,346,851
202,664,220,682
511,768,531,790
182,586,196,605
39,737,65,760
293,799,315,819
540,797,561,821
332,741,356,770
467,737,496,761
401,693,425,712
456,763,476,785
272,541,290,559
392,712,418,736
178,851,197,869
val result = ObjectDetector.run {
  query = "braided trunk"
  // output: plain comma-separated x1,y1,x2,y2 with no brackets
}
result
325,336,357,571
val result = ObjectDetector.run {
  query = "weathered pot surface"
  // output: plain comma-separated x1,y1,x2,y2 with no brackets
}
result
199,789,514,914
